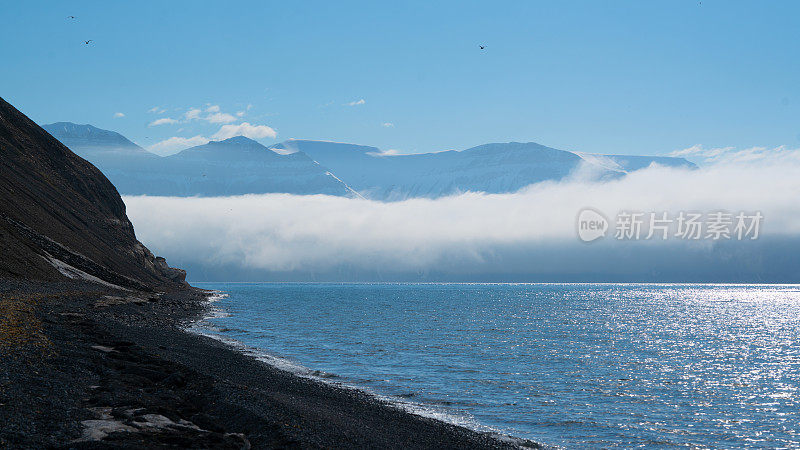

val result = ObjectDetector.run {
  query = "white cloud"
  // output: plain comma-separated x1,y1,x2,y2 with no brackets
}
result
367,148,404,156
147,135,209,156
113,112,125,118
382,122,394,128
211,122,277,140
182,106,237,124
670,144,800,165
148,106,167,114
184,108,203,121
148,117,179,127
205,112,237,124
236,111,246,117
124,147,800,278
346,98,366,106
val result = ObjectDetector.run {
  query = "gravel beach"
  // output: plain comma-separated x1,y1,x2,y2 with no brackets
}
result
0,279,539,448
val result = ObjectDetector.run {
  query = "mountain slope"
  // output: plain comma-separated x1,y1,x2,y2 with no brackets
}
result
42,122,165,197
272,140,694,200
43,124,357,197
574,152,695,173
0,98,184,289
273,140,695,200
42,122,154,157
160,136,356,197
43,123,695,201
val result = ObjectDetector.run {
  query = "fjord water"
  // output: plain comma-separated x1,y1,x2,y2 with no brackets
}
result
194,283,800,448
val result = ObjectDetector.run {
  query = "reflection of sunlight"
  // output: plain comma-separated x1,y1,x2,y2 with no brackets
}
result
195,283,800,446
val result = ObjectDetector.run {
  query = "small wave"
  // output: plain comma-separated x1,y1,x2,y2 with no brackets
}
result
309,370,339,379
205,291,229,302
197,290,231,319
184,289,541,448
218,327,249,333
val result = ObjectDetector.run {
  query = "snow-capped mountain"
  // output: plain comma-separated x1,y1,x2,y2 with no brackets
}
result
157,137,356,197
42,122,153,157
41,124,354,197
272,140,695,200
42,122,164,196
43,123,695,200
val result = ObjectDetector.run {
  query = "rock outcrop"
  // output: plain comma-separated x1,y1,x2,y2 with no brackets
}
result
0,97,184,290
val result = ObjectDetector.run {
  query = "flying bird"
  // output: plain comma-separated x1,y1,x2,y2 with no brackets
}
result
67,15,76,19
84,40,93,45
479,45,486,50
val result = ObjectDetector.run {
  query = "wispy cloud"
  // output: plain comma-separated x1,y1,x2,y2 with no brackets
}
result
181,106,237,124
113,112,125,118
346,99,366,106
184,108,203,121
211,122,277,140
148,106,167,114
147,135,209,156
670,144,800,165
367,148,404,156
148,117,179,127
382,122,394,128
205,112,237,124
146,120,277,154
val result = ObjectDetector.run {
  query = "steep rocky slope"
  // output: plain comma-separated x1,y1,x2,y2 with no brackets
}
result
0,98,184,290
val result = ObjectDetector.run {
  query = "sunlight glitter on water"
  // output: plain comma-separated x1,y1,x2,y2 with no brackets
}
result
192,283,800,448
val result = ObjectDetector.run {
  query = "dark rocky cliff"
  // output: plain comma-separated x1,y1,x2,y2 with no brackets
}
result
0,97,184,290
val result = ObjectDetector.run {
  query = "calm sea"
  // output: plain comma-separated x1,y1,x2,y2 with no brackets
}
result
190,283,800,448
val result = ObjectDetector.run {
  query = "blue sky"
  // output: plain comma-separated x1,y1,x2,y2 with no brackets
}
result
3,1,800,156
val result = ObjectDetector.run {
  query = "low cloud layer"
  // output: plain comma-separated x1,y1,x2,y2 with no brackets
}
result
124,148,800,281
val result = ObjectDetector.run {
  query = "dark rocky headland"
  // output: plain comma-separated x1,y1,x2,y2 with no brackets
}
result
0,97,536,448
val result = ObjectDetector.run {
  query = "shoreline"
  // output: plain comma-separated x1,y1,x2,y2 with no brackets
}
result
186,289,522,443
0,279,541,448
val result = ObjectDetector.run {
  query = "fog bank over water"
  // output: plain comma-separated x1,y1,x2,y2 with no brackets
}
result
124,147,800,282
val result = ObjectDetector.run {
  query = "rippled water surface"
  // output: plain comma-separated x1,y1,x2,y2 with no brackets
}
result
194,283,800,448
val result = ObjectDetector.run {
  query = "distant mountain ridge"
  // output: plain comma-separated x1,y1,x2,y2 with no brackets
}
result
42,123,354,197
156,137,357,197
272,139,695,200
44,122,140,148
43,122,155,159
42,122,696,200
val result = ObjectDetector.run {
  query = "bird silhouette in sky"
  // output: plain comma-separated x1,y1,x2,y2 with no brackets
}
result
84,40,93,45
67,16,76,19
479,45,486,50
